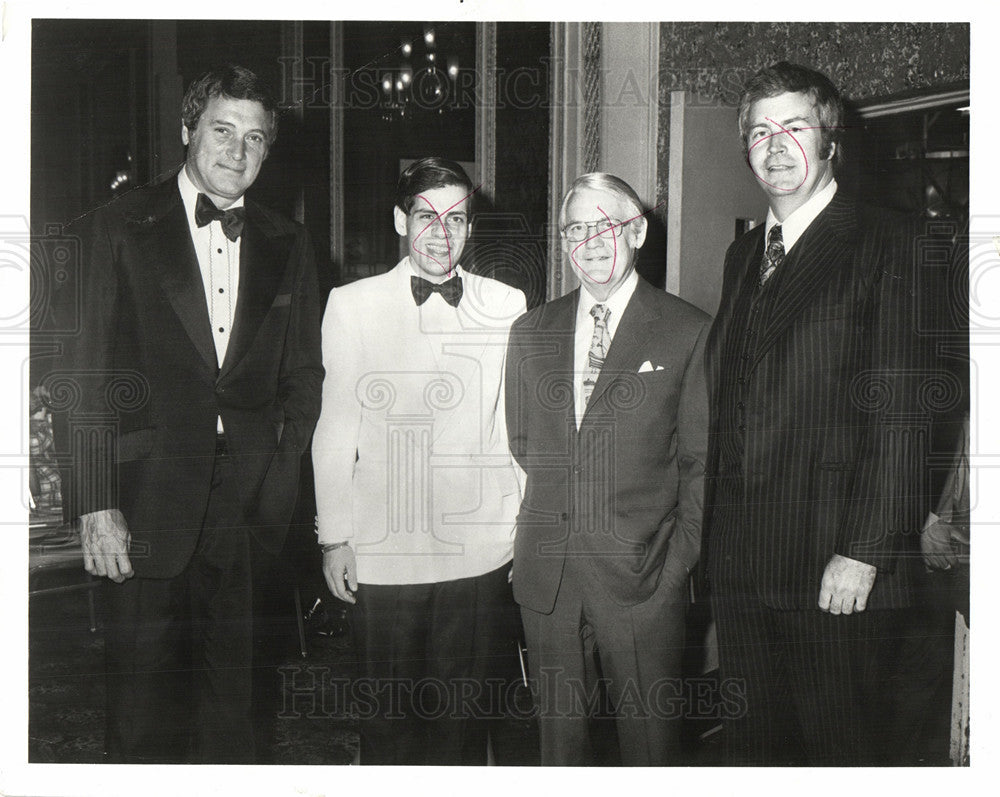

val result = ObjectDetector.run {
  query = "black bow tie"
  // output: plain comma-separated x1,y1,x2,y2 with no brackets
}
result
195,193,246,241
411,275,463,307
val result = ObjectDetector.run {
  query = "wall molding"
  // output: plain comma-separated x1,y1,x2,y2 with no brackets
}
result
665,90,685,298
855,86,969,118
475,22,498,202
329,21,344,270
548,22,604,300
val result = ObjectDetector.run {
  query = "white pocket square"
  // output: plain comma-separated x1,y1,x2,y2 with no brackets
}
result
638,360,663,373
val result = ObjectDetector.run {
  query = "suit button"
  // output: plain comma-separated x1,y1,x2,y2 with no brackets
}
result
573,466,581,474
738,424,746,432
561,512,568,521
737,401,745,409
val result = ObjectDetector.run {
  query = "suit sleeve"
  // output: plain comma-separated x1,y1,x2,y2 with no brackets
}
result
672,318,710,571
275,227,324,454
837,215,931,568
498,290,529,496
504,315,529,474
59,209,121,519
311,289,364,544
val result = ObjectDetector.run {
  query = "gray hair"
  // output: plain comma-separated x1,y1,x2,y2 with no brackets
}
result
559,173,645,228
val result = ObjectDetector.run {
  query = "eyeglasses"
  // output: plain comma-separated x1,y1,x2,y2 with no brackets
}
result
561,219,629,242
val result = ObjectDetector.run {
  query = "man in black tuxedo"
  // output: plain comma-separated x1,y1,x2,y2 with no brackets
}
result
55,65,323,763
703,62,932,764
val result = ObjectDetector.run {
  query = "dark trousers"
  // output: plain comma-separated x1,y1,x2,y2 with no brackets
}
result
711,587,887,766
349,564,514,765
519,556,690,766
103,451,274,764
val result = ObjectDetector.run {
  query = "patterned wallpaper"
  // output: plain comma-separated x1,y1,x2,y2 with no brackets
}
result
655,21,970,213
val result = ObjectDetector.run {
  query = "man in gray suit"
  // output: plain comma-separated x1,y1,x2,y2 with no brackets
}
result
506,173,710,765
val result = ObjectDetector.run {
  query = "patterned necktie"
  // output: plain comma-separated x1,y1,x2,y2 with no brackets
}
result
759,224,785,286
410,275,464,307
195,193,246,242
583,304,611,408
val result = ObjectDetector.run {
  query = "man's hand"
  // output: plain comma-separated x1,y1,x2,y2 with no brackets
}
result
921,520,960,571
80,508,133,583
818,553,876,615
322,545,358,604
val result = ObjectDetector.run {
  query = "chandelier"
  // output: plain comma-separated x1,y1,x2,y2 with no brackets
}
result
380,26,460,121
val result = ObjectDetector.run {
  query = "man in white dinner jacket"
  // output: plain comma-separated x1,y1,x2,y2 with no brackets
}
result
312,156,526,765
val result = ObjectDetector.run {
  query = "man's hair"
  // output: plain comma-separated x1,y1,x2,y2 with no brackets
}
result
182,64,279,145
737,61,844,166
559,172,645,228
395,157,475,215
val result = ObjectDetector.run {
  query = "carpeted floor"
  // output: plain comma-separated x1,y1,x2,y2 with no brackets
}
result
30,577,958,767
29,579,725,766
39,567,961,766
28,581,359,765
28,579,736,766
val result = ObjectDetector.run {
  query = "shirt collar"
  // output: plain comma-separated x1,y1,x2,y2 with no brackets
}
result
177,166,245,225
576,268,639,333
765,178,837,254
404,256,465,282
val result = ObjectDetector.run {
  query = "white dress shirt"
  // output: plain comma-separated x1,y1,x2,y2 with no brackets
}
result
764,178,838,255
178,168,242,365
178,168,243,431
573,269,639,427
408,259,468,346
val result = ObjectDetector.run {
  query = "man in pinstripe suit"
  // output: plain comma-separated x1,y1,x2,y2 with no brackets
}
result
703,62,930,764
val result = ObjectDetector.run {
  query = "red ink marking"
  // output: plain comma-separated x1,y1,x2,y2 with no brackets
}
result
746,117,813,191
568,202,663,284
412,185,481,276
746,121,848,192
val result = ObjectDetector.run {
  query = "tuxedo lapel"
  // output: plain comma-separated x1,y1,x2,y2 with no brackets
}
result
133,180,218,371
219,203,293,378
751,195,856,369
583,281,656,423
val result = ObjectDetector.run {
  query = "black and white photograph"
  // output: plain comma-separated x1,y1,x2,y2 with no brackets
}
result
2,1,995,793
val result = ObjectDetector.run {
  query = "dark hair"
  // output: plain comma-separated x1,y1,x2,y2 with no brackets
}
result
395,157,475,214
182,64,279,145
737,61,844,166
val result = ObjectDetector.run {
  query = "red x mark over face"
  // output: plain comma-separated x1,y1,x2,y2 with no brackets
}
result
396,184,479,280
561,186,656,301
744,91,839,213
